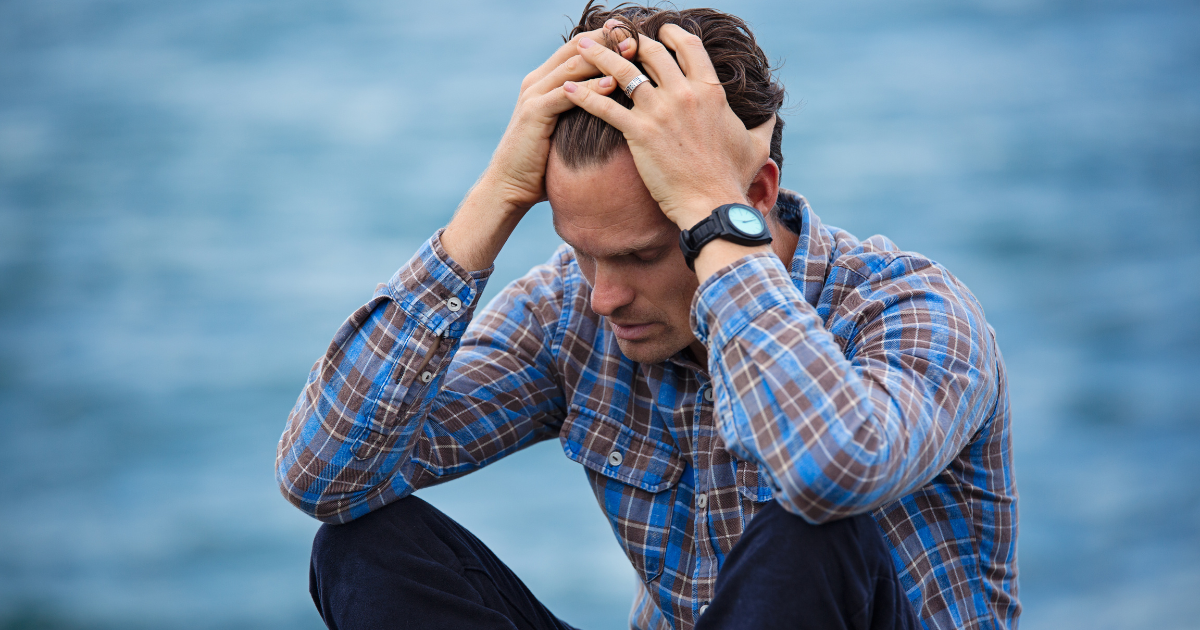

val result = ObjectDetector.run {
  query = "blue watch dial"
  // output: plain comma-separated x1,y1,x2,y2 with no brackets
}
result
727,205,766,236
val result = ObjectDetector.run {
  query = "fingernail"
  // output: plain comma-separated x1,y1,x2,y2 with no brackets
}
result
618,39,631,52
604,19,619,30
564,81,577,93
578,37,594,49
599,76,613,88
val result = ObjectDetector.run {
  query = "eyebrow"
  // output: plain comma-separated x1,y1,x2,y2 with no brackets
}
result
553,223,672,259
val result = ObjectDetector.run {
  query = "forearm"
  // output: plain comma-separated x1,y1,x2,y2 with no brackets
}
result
441,176,529,272
275,232,492,522
695,254,996,523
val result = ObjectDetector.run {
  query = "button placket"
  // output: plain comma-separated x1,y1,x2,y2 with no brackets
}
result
690,377,720,608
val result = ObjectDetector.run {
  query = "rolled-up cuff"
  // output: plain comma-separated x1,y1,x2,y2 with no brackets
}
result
381,229,494,338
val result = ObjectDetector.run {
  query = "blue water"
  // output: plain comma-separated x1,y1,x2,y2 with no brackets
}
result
1,0,1197,628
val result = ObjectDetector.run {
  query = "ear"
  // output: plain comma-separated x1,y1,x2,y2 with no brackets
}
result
746,159,780,215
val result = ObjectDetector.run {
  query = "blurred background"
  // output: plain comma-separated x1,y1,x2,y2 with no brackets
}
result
1,0,1198,628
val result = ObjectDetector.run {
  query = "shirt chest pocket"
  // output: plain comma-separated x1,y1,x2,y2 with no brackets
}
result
560,404,684,583
735,457,775,528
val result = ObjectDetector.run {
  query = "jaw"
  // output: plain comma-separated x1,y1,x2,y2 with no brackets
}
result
611,327,695,365
613,337,670,365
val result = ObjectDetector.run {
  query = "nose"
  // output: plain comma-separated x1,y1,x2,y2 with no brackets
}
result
589,264,636,317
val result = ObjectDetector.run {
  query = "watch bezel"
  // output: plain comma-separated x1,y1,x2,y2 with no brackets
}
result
718,203,769,239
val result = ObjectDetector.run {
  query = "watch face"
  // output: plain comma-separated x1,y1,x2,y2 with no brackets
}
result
727,205,766,237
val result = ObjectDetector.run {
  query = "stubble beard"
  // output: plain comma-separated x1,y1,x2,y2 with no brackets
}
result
614,331,691,365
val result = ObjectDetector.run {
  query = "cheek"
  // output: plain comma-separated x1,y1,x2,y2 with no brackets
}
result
649,261,699,316
574,253,596,287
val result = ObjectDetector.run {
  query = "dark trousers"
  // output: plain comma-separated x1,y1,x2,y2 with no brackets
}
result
310,495,922,630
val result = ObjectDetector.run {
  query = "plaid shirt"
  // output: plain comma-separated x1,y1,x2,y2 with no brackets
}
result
277,189,1019,630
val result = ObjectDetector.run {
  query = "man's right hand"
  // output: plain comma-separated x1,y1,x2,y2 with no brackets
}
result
441,24,636,271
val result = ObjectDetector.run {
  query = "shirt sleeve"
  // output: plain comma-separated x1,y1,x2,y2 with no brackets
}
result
276,230,569,523
692,252,999,524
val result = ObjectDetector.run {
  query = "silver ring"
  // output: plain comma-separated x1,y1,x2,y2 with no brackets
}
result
623,74,650,97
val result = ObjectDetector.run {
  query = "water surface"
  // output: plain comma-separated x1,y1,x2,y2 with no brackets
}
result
1,0,1197,628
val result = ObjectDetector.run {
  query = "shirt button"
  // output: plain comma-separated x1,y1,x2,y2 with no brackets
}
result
699,604,709,616
703,388,714,402
607,450,623,467
446,297,463,312
697,493,708,509
420,371,433,384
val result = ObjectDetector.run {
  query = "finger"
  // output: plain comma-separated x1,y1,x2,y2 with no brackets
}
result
527,54,603,98
657,24,720,85
563,78,638,131
577,37,656,103
523,27,607,91
634,33,687,89
535,75,618,118
603,18,639,59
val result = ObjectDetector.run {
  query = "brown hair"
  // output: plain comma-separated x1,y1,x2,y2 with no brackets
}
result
552,2,785,175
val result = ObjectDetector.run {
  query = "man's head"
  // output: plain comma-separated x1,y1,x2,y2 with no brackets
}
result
546,3,788,365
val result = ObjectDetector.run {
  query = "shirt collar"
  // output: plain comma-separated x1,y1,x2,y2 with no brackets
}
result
774,188,834,309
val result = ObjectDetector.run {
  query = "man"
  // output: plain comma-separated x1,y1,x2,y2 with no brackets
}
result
276,4,1019,630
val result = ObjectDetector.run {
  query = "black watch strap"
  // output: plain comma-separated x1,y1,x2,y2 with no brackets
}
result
679,203,773,270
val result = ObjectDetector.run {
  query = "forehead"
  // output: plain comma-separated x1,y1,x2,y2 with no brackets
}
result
546,147,678,256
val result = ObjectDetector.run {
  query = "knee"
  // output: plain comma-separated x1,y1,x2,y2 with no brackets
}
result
747,501,889,561
311,495,439,571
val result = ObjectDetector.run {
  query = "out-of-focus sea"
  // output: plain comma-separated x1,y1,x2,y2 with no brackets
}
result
1,0,1197,628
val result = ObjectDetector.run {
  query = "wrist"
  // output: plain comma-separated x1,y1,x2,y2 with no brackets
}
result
470,172,537,219
693,240,771,284
672,193,750,231
443,185,528,272
679,201,774,279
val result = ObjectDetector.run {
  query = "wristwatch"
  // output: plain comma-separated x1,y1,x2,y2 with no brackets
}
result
678,203,773,270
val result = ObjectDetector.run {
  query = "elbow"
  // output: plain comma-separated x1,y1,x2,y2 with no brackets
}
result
275,441,349,524
768,443,904,524
275,467,353,525
275,438,397,525
275,461,321,521
772,475,888,525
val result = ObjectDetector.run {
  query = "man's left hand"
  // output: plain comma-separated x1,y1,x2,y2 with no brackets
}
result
562,24,775,232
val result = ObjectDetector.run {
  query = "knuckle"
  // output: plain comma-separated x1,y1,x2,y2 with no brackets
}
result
513,100,535,121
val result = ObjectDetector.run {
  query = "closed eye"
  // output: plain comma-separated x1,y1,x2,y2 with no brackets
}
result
633,247,667,264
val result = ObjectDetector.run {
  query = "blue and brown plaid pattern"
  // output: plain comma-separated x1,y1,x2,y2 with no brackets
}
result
277,190,1019,630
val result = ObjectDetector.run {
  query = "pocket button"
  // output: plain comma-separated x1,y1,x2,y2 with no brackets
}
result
607,450,623,467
